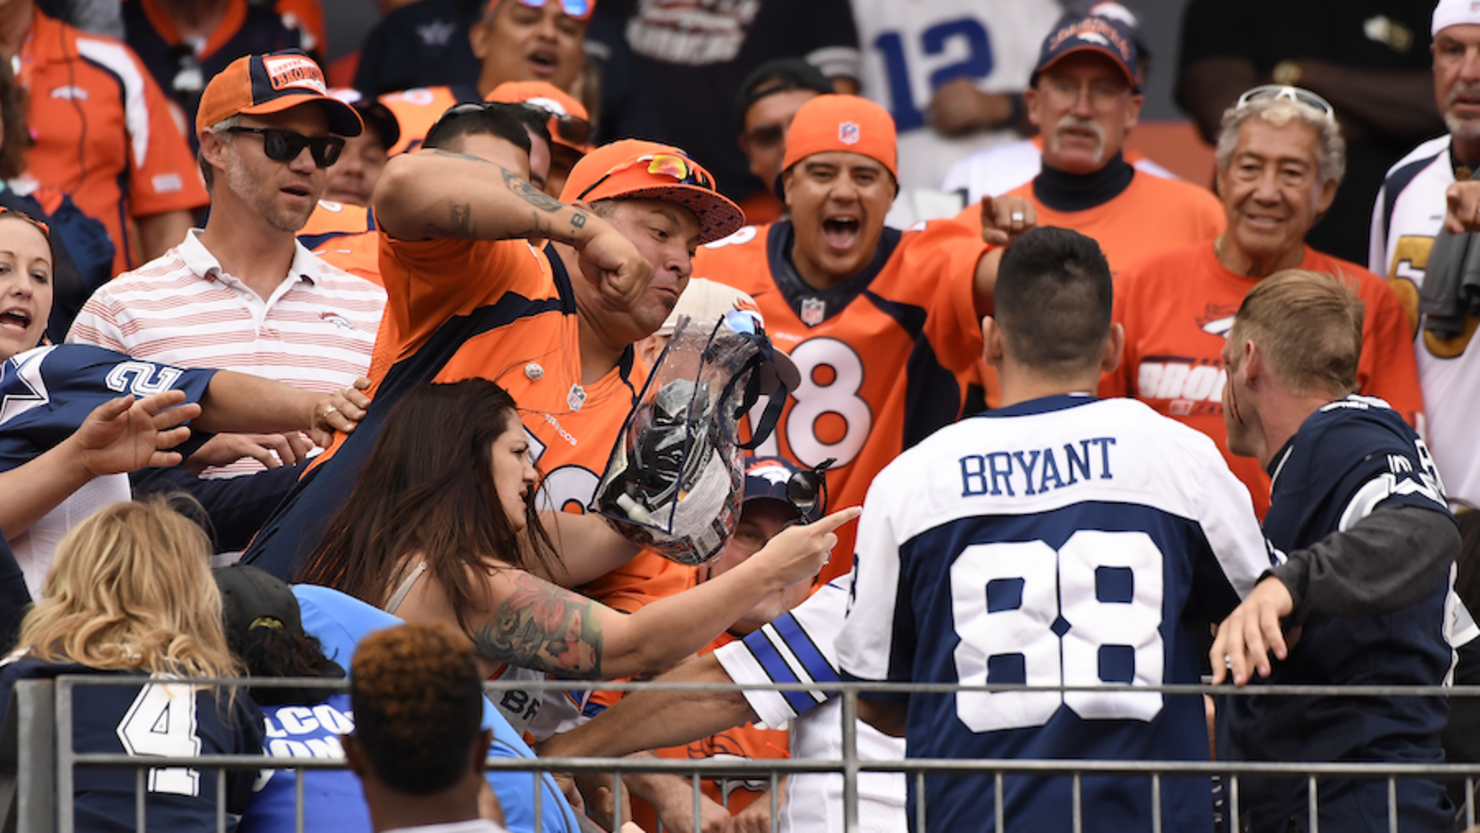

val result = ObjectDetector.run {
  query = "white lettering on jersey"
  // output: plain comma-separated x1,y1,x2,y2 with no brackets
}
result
116,682,203,797
950,530,1166,732
105,361,183,397
1135,361,1226,404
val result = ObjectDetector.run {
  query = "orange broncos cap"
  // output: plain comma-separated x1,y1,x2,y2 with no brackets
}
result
780,94,897,181
196,49,363,137
562,139,743,244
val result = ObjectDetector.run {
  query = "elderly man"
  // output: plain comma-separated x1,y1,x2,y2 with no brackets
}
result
1211,270,1457,833
949,12,1224,274
695,93,1031,585
1370,0,1480,511
1102,85,1422,516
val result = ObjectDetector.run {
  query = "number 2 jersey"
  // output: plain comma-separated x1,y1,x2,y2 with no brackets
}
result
836,394,1272,833
0,656,265,832
0,344,216,594
693,219,991,585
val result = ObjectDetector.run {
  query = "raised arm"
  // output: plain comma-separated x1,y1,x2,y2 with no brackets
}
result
372,149,655,310
471,507,860,680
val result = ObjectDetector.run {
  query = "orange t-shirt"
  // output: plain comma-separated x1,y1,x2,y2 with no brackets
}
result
19,8,208,274
1100,241,1424,517
694,219,989,584
951,169,1225,275
299,200,382,285
380,86,463,155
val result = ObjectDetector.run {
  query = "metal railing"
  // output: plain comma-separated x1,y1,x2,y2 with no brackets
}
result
7,676,1480,833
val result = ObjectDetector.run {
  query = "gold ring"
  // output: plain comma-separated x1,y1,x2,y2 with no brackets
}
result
322,405,339,418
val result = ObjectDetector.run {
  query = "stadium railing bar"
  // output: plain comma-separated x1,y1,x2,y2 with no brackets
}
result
7,676,1480,833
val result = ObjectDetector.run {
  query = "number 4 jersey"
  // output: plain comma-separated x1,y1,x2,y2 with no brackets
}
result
836,394,1272,833
693,219,991,585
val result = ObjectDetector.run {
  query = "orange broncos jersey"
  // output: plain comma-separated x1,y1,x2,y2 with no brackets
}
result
19,8,208,274
379,86,466,155
298,200,382,285
243,232,584,576
694,219,990,584
1101,241,1424,517
951,170,1225,275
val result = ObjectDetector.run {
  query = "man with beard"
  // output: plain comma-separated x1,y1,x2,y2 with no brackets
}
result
951,13,1225,274
67,51,386,549
1369,0,1480,512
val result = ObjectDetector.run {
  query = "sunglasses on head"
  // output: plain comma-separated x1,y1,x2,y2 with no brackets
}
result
577,153,715,201
785,458,835,524
546,112,591,147
1234,85,1336,120
227,126,345,167
490,0,593,21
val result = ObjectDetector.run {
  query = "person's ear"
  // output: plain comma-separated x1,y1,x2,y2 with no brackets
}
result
981,316,1005,367
199,130,228,178
1101,322,1125,375
1243,340,1264,385
781,168,795,208
472,728,494,773
1315,174,1338,215
1024,86,1043,129
469,19,489,60
342,734,366,778
1124,93,1144,131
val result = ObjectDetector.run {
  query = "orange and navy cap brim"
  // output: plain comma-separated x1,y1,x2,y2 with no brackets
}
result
562,139,743,244
197,50,364,137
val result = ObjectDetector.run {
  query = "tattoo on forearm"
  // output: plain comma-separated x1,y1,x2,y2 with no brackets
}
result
473,572,604,677
502,168,567,213
571,212,587,228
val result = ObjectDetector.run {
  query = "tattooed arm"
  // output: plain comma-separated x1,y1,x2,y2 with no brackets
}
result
372,147,655,310
374,149,595,244
470,508,859,679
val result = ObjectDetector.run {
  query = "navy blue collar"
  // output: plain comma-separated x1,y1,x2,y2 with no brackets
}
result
979,392,1098,418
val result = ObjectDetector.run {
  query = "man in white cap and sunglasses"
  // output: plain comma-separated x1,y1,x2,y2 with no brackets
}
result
1102,82,1421,518
67,49,387,553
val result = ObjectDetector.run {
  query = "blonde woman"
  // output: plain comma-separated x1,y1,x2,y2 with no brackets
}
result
0,498,264,830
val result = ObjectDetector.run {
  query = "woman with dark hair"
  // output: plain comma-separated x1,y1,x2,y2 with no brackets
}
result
297,379,856,685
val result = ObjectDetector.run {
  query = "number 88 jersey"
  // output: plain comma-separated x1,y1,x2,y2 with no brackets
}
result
694,219,992,585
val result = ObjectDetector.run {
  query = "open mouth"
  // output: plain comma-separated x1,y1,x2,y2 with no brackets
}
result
822,217,860,251
527,49,559,75
282,184,312,200
0,309,31,331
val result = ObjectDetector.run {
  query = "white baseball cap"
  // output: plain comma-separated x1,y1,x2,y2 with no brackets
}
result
1433,0,1480,36
658,278,800,394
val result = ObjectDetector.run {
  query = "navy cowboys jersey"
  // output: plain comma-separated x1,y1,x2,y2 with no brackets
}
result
1225,395,1454,833
0,344,216,471
0,656,265,832
836,394,1272,833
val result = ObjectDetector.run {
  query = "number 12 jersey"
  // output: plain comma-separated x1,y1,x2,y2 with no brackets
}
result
837,394,1273,832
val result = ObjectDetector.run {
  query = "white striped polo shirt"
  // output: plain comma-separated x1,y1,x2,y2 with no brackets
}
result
67,229,386,478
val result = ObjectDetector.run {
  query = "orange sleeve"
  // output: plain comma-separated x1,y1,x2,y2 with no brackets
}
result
950,198,985,235
381,235,526,351
127,53,209,217
1356,276,1425,429
913,221,991,374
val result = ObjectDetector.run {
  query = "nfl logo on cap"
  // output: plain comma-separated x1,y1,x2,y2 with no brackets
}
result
838,121,860,145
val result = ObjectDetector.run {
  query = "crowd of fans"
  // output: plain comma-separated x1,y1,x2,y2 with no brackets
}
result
0,0,1478,831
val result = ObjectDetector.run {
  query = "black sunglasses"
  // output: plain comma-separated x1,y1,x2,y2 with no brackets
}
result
226,126,345,168
785,458,835,524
